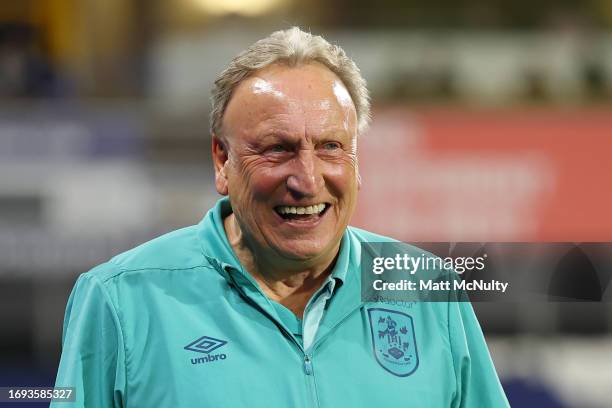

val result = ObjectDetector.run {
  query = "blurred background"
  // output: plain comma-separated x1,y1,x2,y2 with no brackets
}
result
1,0,612,406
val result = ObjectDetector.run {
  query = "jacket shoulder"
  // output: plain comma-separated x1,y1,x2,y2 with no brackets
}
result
105,225,205,273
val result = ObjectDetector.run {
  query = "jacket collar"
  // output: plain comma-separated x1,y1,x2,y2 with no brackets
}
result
197,197,364,343
197,197,352,286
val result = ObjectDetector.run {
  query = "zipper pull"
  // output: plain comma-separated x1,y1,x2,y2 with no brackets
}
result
304,355,313,375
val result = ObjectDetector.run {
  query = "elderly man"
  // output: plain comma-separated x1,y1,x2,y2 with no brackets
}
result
53,28,509,407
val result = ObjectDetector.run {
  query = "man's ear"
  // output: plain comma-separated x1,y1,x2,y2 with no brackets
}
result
212,135,229,195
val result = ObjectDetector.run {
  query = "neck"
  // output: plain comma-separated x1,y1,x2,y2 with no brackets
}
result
224,213,338,318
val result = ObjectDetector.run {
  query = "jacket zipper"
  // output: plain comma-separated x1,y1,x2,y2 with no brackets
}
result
303,353,320,408
304,355,313,375
227,274,320,406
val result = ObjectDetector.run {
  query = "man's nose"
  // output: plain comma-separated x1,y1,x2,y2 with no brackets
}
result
286,150,323,197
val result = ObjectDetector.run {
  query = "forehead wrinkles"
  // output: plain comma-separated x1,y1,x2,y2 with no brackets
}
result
249,66,353,111
239,91,350,132
262,100,352,138
224,66,357,139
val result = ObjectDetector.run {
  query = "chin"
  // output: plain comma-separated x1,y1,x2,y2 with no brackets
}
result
274,239,334,262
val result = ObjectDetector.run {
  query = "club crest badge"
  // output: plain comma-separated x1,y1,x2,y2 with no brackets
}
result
368,308,419,377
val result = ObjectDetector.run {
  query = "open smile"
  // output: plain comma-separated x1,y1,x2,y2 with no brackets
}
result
274,203,331,223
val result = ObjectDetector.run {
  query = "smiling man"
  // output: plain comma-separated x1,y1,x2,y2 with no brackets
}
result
214,61,361,317
53,28,509,407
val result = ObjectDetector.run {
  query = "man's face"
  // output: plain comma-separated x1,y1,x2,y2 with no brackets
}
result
214,62,360,264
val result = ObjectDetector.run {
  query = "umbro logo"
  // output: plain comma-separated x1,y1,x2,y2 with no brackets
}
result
184,336,227,354
184,336,228,365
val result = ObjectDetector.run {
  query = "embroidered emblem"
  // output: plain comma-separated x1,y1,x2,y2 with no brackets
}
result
368,308,419,377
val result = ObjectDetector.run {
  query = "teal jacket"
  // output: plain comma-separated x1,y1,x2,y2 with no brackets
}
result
53,198,509,407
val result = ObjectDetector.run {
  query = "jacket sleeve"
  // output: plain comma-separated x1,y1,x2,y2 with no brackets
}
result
449,300,509,408
52,267,126,408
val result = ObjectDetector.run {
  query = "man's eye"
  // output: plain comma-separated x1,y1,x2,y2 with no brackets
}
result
322,142,341,150
269,144,286,153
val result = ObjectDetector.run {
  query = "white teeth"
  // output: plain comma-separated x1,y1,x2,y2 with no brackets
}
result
276,203,326,215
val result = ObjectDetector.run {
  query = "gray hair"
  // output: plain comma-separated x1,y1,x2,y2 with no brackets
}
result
210,27,370,138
